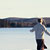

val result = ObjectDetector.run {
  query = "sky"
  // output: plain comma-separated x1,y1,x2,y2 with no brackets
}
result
0,0,50,18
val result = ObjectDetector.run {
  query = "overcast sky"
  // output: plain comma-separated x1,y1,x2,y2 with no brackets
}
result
0,0,50,18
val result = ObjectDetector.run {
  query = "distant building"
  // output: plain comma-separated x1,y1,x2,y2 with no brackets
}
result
0,19,10,27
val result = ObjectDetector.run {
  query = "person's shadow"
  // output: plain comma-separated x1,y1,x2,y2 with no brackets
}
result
44,44,47,49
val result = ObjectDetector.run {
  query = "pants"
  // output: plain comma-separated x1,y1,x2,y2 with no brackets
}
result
36,39,45,50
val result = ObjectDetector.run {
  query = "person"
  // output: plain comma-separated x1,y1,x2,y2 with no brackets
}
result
30,18,50,50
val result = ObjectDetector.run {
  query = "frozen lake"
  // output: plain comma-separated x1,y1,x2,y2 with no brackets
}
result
0,28,50,50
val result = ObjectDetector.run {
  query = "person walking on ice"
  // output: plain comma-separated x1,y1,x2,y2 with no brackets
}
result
30,18,50,50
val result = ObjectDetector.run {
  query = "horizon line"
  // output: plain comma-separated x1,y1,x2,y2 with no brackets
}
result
0,17,50,19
